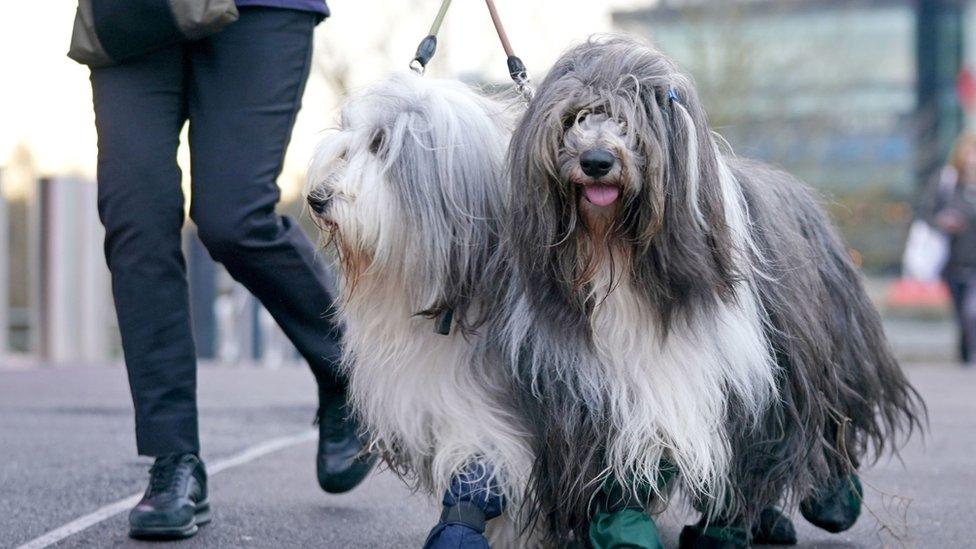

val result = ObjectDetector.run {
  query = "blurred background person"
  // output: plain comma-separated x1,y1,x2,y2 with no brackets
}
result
926,133,976,366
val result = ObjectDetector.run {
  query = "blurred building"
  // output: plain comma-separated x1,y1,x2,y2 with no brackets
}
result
614,0,974,270
2,0,971,360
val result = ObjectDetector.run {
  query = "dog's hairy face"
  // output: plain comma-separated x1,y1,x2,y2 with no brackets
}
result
559,110,643,222
508,37,746,312
306,73,512,320
306,105,391,282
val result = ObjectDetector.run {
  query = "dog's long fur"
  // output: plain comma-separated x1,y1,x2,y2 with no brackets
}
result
495,36,924,538
306,74,536,535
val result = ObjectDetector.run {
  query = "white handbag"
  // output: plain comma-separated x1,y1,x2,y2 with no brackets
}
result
902,219,950,282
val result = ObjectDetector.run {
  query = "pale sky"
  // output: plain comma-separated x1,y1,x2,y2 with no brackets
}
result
0,1,654,201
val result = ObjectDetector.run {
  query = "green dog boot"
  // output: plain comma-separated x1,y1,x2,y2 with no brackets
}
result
751,507,797,545
589,508,663,549
677,521,749,549
800,473,863,533
588,468,676,549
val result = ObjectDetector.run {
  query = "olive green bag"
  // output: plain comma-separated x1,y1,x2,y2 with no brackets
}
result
68,0,239,67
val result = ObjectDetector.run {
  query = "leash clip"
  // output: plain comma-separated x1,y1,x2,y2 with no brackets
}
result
507,55,534,101
667,87,681,104
411,35,438,75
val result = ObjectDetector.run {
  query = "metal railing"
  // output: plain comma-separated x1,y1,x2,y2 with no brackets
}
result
2,175,302,368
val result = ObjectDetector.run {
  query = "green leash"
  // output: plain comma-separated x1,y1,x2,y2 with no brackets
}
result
428,0,452,36
410,0,453,75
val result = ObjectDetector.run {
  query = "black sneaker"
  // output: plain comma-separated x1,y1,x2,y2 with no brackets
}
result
129,453,210,540
315,392,376,493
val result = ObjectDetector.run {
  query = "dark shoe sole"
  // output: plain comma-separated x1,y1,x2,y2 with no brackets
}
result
129,501,211,540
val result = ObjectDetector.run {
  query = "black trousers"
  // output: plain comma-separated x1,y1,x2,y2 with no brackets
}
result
91,8,343,457
946,274,976,363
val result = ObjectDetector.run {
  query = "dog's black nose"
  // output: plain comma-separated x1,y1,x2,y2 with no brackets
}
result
307,192,331,215
579,149,616,178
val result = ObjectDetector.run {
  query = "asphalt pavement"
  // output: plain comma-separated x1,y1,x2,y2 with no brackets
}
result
1,361,973,548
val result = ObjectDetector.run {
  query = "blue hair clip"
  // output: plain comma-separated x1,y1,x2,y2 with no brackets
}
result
667,87,681,104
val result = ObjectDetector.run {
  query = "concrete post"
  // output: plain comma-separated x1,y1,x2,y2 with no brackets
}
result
36,177,112,363
27,177,41,356
0,169,8,355
215,278,255,365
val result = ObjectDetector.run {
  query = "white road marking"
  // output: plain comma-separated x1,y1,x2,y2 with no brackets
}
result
15,429,317,549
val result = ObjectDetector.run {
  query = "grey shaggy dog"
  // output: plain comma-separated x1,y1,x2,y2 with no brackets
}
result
492,35,925,540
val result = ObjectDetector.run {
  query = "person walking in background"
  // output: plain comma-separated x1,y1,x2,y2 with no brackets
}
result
88,1,373,540
926,132,976,367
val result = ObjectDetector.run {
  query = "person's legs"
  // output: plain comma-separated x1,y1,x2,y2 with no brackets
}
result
185,7,370,492
960,278,976,366
185,7,343,394
91,45,199,457
946,277,970,362
93,45,210,541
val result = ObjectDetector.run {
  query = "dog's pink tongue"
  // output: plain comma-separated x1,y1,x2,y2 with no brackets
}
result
583,184,620,207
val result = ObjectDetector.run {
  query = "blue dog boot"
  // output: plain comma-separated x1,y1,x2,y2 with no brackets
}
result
423,464,503,549
424,504,491,549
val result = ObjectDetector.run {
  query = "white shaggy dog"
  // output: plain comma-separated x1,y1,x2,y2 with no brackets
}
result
305,73,535,544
